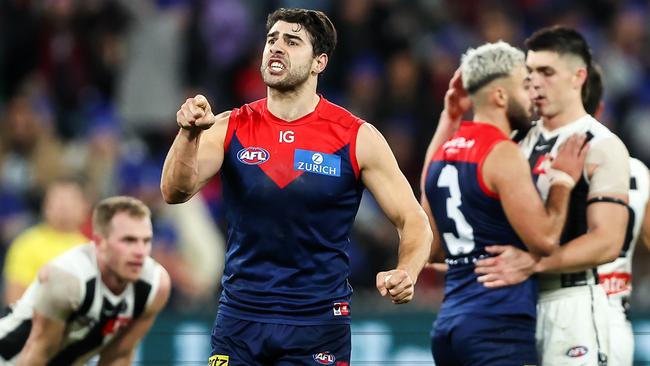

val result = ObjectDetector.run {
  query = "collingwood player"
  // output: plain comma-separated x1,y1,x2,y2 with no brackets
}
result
0,196,170,366
422,41,587,366
586,63,649,366
473,27,630,365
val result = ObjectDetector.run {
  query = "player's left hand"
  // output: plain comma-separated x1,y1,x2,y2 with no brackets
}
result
474,245,539,288
443,67,471,122
376,269,414,304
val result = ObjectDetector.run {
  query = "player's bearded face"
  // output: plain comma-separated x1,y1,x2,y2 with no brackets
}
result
507,96,532,133
261,55,312,92
261,21,315,92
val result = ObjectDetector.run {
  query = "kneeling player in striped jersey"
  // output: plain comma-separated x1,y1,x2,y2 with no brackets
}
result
0,196,170,366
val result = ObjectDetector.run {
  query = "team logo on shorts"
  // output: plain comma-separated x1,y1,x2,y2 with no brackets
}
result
208,354,229,366
313,352,336,365
294,149,341,177
237,147,269,165
333,302,350,316
566,346,588,357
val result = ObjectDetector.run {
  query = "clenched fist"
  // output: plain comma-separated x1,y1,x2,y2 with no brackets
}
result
176,94,216,131
376,269,415,304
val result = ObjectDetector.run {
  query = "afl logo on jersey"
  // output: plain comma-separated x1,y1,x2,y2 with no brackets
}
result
566,346,588,357
237,147,269,165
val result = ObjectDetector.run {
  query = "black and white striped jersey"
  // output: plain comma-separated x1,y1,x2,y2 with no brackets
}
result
0,243,162,365
518,114,631,291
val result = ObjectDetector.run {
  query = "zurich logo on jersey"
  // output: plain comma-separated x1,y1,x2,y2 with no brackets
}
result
294,149,341,177
237,147,269,165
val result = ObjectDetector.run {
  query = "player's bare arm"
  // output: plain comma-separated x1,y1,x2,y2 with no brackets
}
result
419,191,444,264
357,123,433,304
98,268,171,366
161,94,230,203
535,137,630,273
16,266,76,366
16,312,65,366
419,193,449,273
419,69,468,267
478,137,630,286
483,134,588,256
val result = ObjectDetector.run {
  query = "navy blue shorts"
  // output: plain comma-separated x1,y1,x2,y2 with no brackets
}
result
209,312,350,366
431,313,537,366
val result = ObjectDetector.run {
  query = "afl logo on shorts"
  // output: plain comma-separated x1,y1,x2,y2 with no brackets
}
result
237,147,269,165
313,352,336,365
566,346,588,357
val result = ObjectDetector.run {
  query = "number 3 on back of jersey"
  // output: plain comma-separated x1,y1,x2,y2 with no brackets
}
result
437,165,476,256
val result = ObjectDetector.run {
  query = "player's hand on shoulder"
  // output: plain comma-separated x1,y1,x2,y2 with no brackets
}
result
376,269,414,304
551,133,589,182
176,94,216,131
443,68,471,123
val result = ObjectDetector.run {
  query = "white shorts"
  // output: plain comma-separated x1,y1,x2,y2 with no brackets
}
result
536,285,610,366
607,296,633,366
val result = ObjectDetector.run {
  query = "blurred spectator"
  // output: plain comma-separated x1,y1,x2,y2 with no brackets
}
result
63,97,122,200
0,92,67,211
161,195,225,309
116,0,189,135
2,178,89,305
119,149,223,310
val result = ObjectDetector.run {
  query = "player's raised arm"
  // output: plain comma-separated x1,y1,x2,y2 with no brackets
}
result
357,123,433,304
98,268,171,366
161,94,230,203
16,267,76,366
421,68,470,170
419,70,470,265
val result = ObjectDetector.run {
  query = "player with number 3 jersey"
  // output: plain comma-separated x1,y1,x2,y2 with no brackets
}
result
421,42,587,365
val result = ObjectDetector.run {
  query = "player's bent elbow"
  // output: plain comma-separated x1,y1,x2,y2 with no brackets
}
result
160,183,192,204
600,242,622,265
527,236,557,257
595,229,627,265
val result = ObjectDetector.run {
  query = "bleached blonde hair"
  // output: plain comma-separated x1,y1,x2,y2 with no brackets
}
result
461,41,525,94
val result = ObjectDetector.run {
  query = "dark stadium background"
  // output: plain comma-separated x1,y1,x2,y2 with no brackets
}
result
1,0,649,364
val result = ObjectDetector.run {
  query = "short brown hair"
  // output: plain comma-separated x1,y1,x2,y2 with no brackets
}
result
92,196,151,237
266,8,337,59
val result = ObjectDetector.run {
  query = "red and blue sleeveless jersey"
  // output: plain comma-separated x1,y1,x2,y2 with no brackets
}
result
218,97,364,325
424,121,537,318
